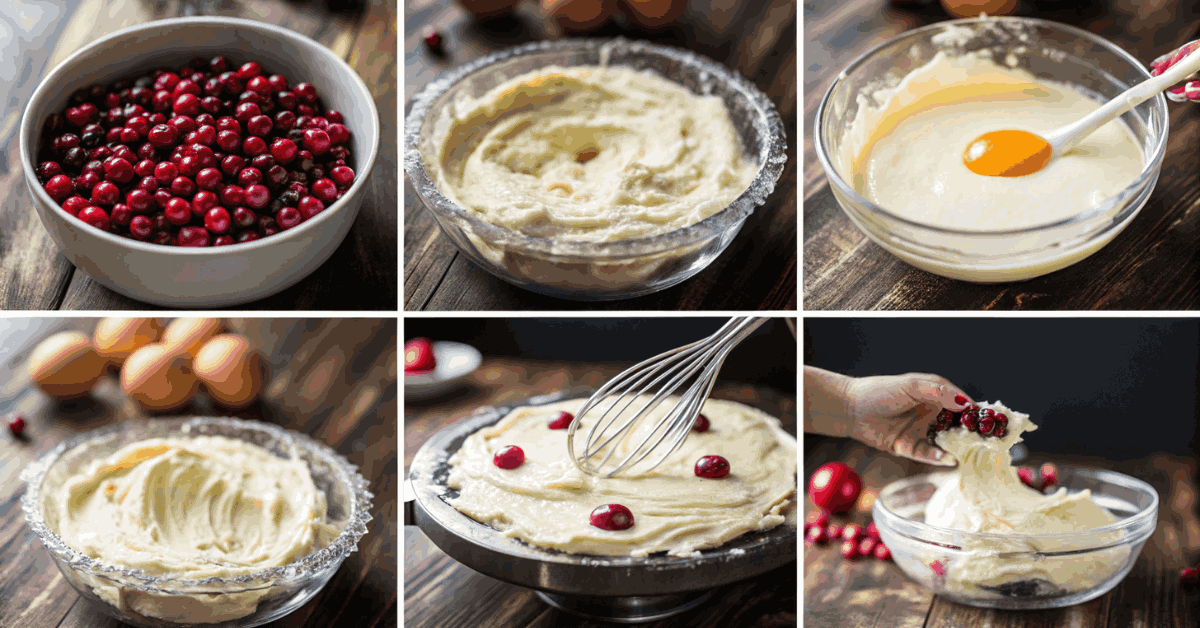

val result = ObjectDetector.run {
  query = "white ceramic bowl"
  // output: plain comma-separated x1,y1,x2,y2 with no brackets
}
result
20,17,381,307
404,341,482,400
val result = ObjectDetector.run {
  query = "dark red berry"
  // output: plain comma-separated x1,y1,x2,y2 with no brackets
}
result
302,127,331,155
693,414,710,432
91,181,119,206
694,455,730,479
493,445,524,469
61,196,88,217
330,165,355,188
590,504,634,531
1183,568,1199,585
424,29,443,50
1040,463,1059,489
978,416,995,435
7,415,25,435
277,206,303,229
77,206,110,230
840,540,860,561
548,411,574,430
43,175,74,201
244,184,270,209
164,198,192,225
298,195,325,219
176,226,210,247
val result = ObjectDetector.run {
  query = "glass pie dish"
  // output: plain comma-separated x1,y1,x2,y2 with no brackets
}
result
404,38,787,300
813,17,1168,283
19,417,374,628
872,466,1158,609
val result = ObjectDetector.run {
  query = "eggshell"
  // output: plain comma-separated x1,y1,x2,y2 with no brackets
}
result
193,334,263,408
162,318,224,359
121,343,199,411
94,318,163,366
28,331,106,398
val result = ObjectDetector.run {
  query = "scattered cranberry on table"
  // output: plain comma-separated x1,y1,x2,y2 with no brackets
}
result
423,29,444,51
840,539,860,561
808,462,861,513
493,445,525,469
6,414,25,435
1182,567,1199,585
694,454,730,479
404,338,436,373
590,503,634,531
36,56,356,246
547,411,574,430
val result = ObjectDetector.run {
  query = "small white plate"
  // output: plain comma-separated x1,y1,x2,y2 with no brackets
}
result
404,342,482,401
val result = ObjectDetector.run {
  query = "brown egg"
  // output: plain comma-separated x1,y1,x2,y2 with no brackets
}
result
28,331,106,398
457,0,520,19
161,318,224,359
543,0,616,32
193,335,264,409
940,0,1018,17
617,0,686,29
121,344,200,411
93,318,163,366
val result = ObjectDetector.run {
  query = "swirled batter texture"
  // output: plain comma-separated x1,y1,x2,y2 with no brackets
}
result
433,66,757,242
846,52,1143,230
447,397,796,558
48,435,338,622
925,402,1127,594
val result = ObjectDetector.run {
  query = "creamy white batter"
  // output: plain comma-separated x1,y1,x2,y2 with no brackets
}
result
446,397,796,558
925,402,1128,594
845,52,1144,230
47,435,338,622
431,66,757,243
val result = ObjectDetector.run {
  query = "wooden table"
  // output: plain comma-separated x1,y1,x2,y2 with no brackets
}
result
0,318,398,628
804,0,1200,310
404,359,798,627
803,438,1200,628
403,0,797,311
3,0,397,310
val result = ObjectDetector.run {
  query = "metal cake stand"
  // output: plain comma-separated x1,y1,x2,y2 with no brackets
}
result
404,392,797,624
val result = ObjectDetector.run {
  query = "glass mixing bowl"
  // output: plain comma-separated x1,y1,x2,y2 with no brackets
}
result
814,17,1168,283
872,466,1158,610
20,417,374,628
404,38,787,300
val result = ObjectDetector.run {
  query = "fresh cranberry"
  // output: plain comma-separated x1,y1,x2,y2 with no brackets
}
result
216,129,240,152
244,184,270,209
277,206,303,229
232,206,257,228
173,93,201,116
694,455,730,479
37,161,63,181
326,123,350,145
43,175,74,201
590,504,634,531
154,189,172,208
164,198,192,225
196,168,222,190
840,540,860,561
170,176,197,197
169,115,197,135
61,196,88,217
77,206,110,230
138,176,159,192
978,416,995,435
74,172,99,191
809,462,861,514
326,110,344,124
134,159,156,178
104,158,134,183
298,196,325,219
1017,466,1040,490
493,445,524,469
331,165,355,188
178,155,203,176
826,523,843,539
52,133,79,154
302,127,331,155
1040,463,1059,489
129,214,154,239
266,165,289,188
1183,568,1199,585
275,109,297,132
125,189,152,213
405,337,436,372
311,178,338,203
866,522,880,539
693,414,710,432
236,231,260,243
91,181,119,206
205,207,232,233
874,544,892,561
841,523,864,542
243,136,267,156
192,190,218,214
237,167,263,187
858,537,877,557
110,203,132,226
176,226,210,247
210,234,234,246
546,411,574,430
424,30,443,50
807,511,830,530
293,82,318,103
65,103,98,127
220,185,245,207
7,415,25,435
221,155,246,176
250,154,275,171
806,525,828,545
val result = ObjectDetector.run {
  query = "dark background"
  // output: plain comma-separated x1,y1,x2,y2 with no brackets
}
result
405,317,796,396
804,318,1200,460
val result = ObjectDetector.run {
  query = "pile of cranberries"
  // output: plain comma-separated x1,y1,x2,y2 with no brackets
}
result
36,56,355,247
927,404,1009,443
804,513,892,562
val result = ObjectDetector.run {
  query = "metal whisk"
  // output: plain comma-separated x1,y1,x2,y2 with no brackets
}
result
566,317,768,478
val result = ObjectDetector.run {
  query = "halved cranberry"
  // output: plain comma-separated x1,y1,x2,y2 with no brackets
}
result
548,411,574,430
693,414,710,432
493,445,524,469
590,504,634,531
694,455,730,478
77,206,110,230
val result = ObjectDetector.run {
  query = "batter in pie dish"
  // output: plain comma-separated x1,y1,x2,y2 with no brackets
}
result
446,396,797,558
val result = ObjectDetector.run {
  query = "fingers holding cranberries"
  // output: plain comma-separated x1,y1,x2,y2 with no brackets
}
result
37,57,357,246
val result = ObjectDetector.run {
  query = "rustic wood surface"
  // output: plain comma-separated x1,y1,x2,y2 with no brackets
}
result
0,318,398,628
3,0,397,311
803,438,1200,628
803,0,1200,310
403,0,797,311
403,359,797,627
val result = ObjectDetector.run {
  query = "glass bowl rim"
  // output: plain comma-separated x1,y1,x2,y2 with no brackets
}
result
872,465,1159,544
813,15,1169,237
402,36,788,260
19,416,374,592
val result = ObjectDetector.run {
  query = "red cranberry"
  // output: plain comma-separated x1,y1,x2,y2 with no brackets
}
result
37,161,63,180
192,190,219,214
200,96,223,114
104,157,134,183
90,145,114,161
221,155,246,176
590,504,634,531
169,115,197,135
138,176,159,192
237,167,263,187
874,544,892,561
128,214,153,239
74,172,100,191
331,165,355,188
235,101,261,122
173,93,201,116
246,75,272,95
151,231,173,245
43,175,75,201
170,176,197,197
7,415,26,435
293,82,317,103
806,525,828,545
244,184,270,209
196,168,222,190
172,79,201,98
277,206,303,229
858,537,878,557
266,165,288,188
220,185,245,206
235,61,262,80
216,129,240,152
1017,466,1040,490
179,155,203,176
91,181,119,205
840,540,860,561
125,189,152,213
61,196,88,217
176,226,210,247
243,136,267,156
110,203,132,226
547,411,574,430
424,29,443,50
809,462,861,514
134,159,156,177
694,455,730,479
268,75,289,92
493,445,524,469
298,196,324,219
326,123,350,145
275,109,297,131
205,207,232,233
233,207,257,228
302,128,331,155
250,154,275,171
77,206,110,230
826,523,843,539
993,424,1008,438
692,413,710,432
164,198,192,225
312,178,338,203
867,522,880,539
842,523,864,542
52,133,80,154
269,138,297,163
1183,568,1199,585
1040,463,1059,489
326,110,344,124
65,103,98,127
211,234,234,246
978,416,995,435
83,160,105,177
63,147,88,168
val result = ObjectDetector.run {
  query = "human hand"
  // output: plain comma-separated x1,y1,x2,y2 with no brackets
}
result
843,373,973,466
